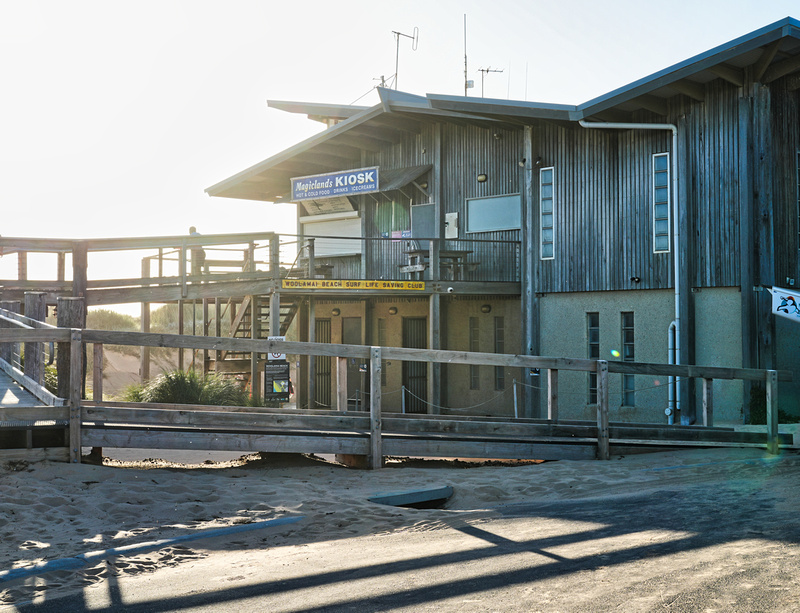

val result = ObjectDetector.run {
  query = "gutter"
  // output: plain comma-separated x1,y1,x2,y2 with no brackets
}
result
578,120,681,421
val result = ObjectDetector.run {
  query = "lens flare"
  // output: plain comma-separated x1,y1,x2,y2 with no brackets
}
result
610,349,620,358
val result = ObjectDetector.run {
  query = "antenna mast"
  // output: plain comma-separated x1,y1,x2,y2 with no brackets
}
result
478,67,504,97
392,27,419,90
464,15,468,97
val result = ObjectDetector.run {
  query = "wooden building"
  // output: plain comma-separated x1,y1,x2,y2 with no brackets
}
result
207,18,800,424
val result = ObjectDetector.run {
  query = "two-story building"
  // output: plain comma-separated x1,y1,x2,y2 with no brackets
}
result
207,17,800,425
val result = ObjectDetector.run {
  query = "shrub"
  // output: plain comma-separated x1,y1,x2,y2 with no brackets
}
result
130,369,249,407
141,370,203,404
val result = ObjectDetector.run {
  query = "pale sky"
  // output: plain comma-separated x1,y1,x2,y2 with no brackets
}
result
0,0,798,287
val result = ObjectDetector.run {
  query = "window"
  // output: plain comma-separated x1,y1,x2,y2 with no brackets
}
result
621,312,635,406
540,167,555,259
494,316,505,390
300,211,362,256
653,153,670,253
466,194,521,233
469,316,480,389
587,312,599,404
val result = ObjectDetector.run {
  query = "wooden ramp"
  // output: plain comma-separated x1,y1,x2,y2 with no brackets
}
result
0,371,44,407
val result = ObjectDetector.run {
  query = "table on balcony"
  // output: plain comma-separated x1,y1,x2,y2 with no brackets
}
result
400,249,476,280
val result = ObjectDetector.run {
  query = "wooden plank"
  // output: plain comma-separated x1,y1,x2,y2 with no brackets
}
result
80,429,370,456
83,406,370,431
368,485,453,507
381,438,597,461
0,407,69,421
0,447,69,463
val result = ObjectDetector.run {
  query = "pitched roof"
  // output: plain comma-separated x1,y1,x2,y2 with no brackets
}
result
207,17,800,202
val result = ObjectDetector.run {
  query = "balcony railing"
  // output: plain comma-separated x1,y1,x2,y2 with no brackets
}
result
296,236,521,283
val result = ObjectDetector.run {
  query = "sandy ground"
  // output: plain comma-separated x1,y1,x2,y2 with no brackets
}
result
2,446,800,612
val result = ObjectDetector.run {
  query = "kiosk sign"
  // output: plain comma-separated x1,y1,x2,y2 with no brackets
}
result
291,167,379,201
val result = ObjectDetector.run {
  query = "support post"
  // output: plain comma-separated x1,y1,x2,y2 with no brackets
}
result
547,368,559,422
596,360,610,460
428,293,441,414
140,258,151,384
250,295,261,400
93,343,104,402
57,297,85,399
702,378,714,427
369,346,382,469
69,329,83,463
24,292,47,384
766,369,779,455
178,299,185,371
336,357,348,411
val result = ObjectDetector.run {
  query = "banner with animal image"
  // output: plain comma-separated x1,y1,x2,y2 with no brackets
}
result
770,286,800,322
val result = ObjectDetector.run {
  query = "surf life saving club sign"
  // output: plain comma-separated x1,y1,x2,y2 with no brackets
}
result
291,167,379,201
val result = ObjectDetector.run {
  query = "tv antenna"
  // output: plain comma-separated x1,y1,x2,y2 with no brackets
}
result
478,67,504,97
392,27,419,90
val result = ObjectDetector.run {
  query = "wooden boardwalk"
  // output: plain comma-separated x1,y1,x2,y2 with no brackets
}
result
0,370,44,406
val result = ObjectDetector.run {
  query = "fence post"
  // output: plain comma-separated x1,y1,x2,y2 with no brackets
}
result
369,346,382,469
57,297,85,399
24,292,47,385
766,370,779,455
69,329,83,464
548,369,559,422
702,378,714,427
596,360,610,460
336,357,348,411
93,343,104,402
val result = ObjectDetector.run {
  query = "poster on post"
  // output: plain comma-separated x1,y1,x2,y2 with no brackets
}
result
264,361,291,402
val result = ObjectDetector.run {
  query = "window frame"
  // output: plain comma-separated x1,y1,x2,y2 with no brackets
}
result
587,312,599,404
494,316,505,391
465,193,522,234
469,316,480,390
652,152,671,254
540,167,555,260
621,311,635,407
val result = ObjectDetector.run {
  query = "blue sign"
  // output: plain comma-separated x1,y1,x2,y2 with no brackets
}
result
291,167,379,201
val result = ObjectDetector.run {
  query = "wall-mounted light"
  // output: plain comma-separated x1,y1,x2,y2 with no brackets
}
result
493,132,502,140
535,157,543,167
630,276,641,283
388,306,398,315
477,173,488,183
481,304,492,313
419,181,428,189
331,308,341,316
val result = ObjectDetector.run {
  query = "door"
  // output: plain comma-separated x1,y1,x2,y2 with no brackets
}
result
314,319,331,408
402,317,428,413
342,317,363,409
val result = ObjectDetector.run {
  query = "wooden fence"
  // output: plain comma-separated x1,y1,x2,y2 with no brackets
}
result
0,311,793,467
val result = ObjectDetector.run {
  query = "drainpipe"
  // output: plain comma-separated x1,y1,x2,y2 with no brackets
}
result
667,321,677,425
578,120,680,422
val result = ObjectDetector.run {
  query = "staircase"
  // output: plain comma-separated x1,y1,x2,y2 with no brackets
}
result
209,295,301,379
